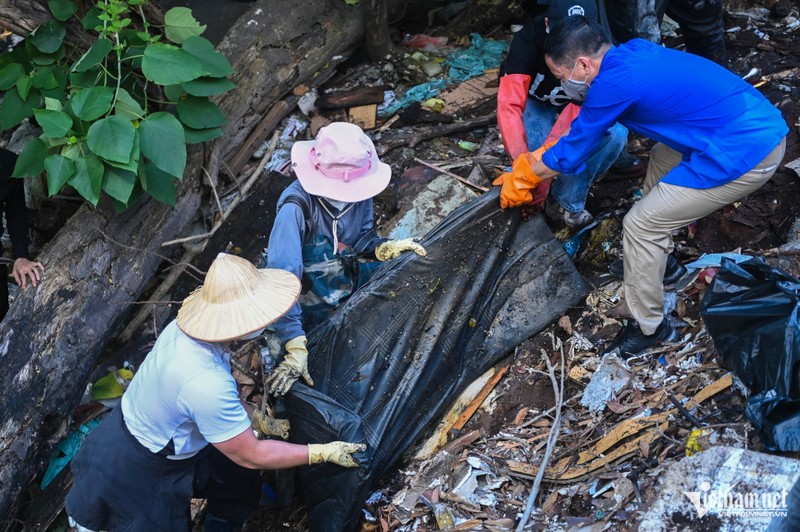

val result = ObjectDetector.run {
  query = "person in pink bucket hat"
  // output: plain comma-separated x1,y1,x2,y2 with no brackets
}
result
264,122,427,396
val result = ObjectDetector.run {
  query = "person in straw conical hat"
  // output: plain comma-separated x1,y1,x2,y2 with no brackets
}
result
264,122,427,396
66,253,366,532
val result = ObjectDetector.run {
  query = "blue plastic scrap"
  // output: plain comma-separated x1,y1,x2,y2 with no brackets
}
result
685,252,753,270
41,418,102,489
378,34,508,117
445,33,508,83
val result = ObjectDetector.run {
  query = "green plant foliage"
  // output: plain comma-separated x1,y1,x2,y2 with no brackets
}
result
1,0,234,209
34,109,73,138
140,161,176,205
181,36,232,77
44,154,75,195
163,7,206,44
138,112,186,178
142,43,206,85
29,20,67,54
0,89,40,130
73,39,113,72
69,154,104,206
12,138,49,178
70,86,114,121
48,0,78,21
181,76,236,97
87,116,136,163
176,96,226,129
102,166,137,204
0,64,24,90
184,125,223,144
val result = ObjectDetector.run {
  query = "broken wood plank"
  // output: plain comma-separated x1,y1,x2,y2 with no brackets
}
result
348,104,378,130
316,86,385,109
540,373,733,481
452,364,509,430
413,157,489,193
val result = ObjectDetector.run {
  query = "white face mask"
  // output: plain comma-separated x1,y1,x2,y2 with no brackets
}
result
323,197,349,210
237,327,266,341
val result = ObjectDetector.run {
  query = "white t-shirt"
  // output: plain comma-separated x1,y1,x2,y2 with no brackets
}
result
121,320,251,459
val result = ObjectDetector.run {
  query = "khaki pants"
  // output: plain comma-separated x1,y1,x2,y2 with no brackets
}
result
623,138,786,334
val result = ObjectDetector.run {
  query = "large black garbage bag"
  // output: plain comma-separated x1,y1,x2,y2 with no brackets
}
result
284,189,589,531
700,257,800,451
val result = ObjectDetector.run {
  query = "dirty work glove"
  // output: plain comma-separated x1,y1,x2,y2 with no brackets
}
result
266,336,313,396
308,441,367,468
493,144,553,209
251,410,291,440
375,238,427,262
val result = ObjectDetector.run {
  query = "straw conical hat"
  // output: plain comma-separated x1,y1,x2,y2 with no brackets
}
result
177,253,300,342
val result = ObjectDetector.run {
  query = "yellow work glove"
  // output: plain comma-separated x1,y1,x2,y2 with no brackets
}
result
251,410,291,440
265,335,314,396
375,238,427,262
493,144,552,209
308,441,367,467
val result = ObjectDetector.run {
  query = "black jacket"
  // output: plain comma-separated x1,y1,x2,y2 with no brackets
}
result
0,148,30,260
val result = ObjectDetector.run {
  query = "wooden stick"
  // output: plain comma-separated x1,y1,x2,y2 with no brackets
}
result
517,340,566,532
413,157,489,192
376,112,497,156
452,364,509,430
161,130,280,247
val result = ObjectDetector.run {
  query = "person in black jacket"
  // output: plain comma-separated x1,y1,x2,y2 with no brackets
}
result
0,147,44,321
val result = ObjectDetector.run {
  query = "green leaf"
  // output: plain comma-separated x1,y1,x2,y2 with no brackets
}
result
61,142,82,161
48,0,77,21
113,88,144,120
0,89,39,131
138,112,186,177
181,36,232,78
44,96,63,111
176,96,226,129
87,116,136,164
25,39,66,66
68,154,104,206
164,7,206,44
31,67,59,90
184,125,222,144
73,38,113,73
0,63,24,91
142,43,206,85
107,130,139,172
35,109,73,138
44,154,75,195
181,76,235,97
12,138,49,177
81,7,102,31
70,69,100,90
16,76,32,100
71,86,114,121
163,84,186,102
29,20,66,54
140,161,177,205
102,166,136,204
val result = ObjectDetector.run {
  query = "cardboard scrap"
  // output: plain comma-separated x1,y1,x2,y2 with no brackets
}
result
438,70,499,115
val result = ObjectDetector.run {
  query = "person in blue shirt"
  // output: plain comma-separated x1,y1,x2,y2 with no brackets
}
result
265,122,426,396
496,16,787,357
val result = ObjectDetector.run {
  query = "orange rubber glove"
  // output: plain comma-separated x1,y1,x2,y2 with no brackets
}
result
493,143,554,209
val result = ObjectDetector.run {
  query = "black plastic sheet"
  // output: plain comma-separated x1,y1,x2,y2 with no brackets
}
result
284,189,589,531
700,257,800,451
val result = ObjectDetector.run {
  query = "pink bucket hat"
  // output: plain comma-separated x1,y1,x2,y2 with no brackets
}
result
291,122,391,202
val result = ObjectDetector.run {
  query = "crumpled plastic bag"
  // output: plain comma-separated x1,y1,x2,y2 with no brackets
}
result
700,257,800,451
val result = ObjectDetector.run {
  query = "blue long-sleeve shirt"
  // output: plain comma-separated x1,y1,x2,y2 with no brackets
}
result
543,39,788,188
267,180,384,343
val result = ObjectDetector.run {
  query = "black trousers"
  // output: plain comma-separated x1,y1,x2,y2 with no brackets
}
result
67,407,261,531
1,264,8,321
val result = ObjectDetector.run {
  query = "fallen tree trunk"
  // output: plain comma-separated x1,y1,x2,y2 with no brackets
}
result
0,0,369,519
